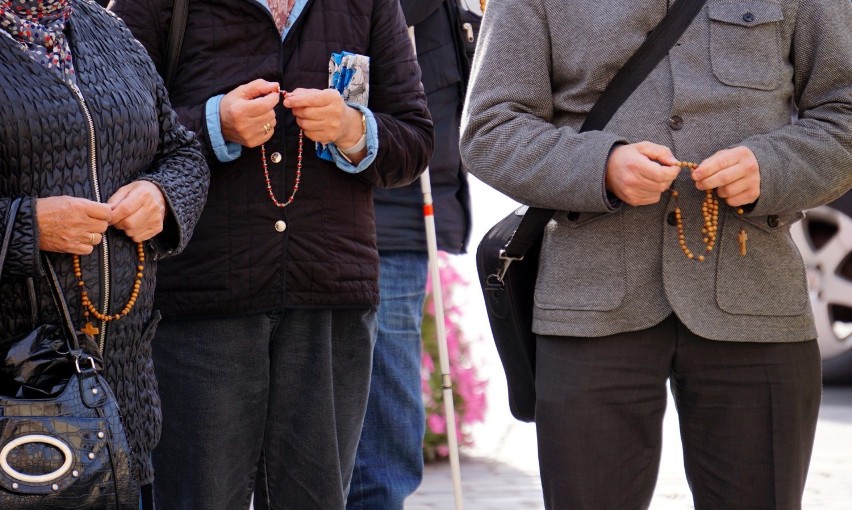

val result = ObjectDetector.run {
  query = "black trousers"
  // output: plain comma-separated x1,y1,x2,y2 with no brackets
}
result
535,314,821,510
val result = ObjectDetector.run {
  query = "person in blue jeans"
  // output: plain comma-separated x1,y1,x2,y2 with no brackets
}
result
346,1,472,508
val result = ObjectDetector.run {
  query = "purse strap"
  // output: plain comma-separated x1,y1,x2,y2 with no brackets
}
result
164,0,189,89
42,254,84,353
500,0,709,261
0,198,22,281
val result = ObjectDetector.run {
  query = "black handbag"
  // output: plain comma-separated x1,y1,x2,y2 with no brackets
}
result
0,199,139,509
475,0,710,422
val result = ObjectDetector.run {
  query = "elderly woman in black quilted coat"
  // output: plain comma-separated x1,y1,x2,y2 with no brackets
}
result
0,0,209,505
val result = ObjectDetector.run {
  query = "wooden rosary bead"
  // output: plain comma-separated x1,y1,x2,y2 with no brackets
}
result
73,241,145,336
670,160,746,261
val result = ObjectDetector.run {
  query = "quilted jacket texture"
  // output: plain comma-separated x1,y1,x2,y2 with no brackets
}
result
0,0,209,484
111,0,434,318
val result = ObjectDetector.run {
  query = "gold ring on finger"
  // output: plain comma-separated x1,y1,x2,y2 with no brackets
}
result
89,232,97,245
263,122,271,135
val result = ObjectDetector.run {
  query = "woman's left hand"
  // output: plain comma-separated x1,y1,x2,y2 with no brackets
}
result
107,181,167,242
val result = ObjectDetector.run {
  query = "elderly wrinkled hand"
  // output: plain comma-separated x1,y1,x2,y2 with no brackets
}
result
220,79,281,148
36,195,112,255
283,88,364,149
107,180,167,243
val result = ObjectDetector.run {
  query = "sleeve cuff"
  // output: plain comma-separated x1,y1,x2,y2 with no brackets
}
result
206,95,242,163
328,104,379,174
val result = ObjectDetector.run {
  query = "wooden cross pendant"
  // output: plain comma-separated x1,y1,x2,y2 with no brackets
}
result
80,321,99,336
738,228,748,256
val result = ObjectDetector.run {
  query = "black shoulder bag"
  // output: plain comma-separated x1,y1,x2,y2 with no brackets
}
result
0,200,139,508
475,0,709,422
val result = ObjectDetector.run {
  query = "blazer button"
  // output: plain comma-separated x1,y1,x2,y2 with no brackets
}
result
742,12,755,23
270,152,283,164
668,116,684,130
667,211,677,226
767,215,779,228
566,211,580,221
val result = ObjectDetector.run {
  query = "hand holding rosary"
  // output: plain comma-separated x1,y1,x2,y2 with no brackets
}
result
671,161,747,261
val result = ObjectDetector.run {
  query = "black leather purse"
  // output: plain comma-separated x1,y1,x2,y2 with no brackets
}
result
0,199,139,509
475,0,710,422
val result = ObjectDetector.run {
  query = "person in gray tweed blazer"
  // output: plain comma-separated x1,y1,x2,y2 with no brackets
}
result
461,0,852,508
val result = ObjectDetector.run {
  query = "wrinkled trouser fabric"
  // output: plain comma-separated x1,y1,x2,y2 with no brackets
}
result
151,308,376,510
535,313,821,510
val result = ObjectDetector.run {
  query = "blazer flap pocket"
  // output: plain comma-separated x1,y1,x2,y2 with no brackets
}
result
708,0,783,27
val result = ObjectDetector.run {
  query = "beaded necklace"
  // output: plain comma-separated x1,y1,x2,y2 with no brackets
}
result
671,161,746,261
74,242,145,336
260,90,302,208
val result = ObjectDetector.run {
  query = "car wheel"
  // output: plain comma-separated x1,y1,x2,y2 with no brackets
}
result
791,193,852,385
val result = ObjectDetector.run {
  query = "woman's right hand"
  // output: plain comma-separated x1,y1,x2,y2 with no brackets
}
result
36,196,112,255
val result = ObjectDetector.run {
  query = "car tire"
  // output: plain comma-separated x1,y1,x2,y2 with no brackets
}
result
791,192,852,385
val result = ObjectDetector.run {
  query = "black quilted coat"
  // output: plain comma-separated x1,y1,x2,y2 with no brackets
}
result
0,0,209,485
111,0,434,318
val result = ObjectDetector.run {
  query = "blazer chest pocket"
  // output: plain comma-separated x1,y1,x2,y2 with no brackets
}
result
708,0,784,90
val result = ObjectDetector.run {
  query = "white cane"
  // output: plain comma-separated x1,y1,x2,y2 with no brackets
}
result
409,26,465,510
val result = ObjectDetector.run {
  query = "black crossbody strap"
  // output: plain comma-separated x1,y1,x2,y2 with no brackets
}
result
164,0,189,89
502,0,709,259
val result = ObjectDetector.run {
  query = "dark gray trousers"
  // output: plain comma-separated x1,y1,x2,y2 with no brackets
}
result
535,314,821,510
151,308,376,510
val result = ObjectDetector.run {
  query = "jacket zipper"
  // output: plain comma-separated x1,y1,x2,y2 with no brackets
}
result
68,82,110,355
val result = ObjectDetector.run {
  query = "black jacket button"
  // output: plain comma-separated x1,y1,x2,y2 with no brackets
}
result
668,116,684,130
566,211,580,221
767,215,779,228
667,211,677,226
743,12,755,22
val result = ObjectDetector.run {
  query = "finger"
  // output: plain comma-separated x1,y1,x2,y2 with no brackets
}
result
110,193,141,226
119,210,164,242
239,92,282,119
238,79,280,100
83,231,103,246
692,148,742,181
722,189,759,208
106,186,132,207
284,89,339,109
695,162,748,190
636,142,679,167
80,200,113,223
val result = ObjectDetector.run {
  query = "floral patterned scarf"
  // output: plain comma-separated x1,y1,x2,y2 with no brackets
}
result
0,0,75,82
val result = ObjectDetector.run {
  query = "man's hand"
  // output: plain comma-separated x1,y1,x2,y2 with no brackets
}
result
220,79,281,148
36,196,112,255
283,88,364,149
107,181,168,243
605,142,681,206
692,146,761,207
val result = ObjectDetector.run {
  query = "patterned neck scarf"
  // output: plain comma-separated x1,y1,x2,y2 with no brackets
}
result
0,0,75,82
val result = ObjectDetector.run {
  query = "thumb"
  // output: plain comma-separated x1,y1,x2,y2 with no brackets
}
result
238,79,280,100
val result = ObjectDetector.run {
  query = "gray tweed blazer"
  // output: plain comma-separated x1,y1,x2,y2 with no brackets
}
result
461,0,852,342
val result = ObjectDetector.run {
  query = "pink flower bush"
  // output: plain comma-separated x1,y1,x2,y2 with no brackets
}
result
421,253,488,462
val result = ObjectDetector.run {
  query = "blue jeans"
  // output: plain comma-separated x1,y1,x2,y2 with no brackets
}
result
151,308,376,510
347,252,429,510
